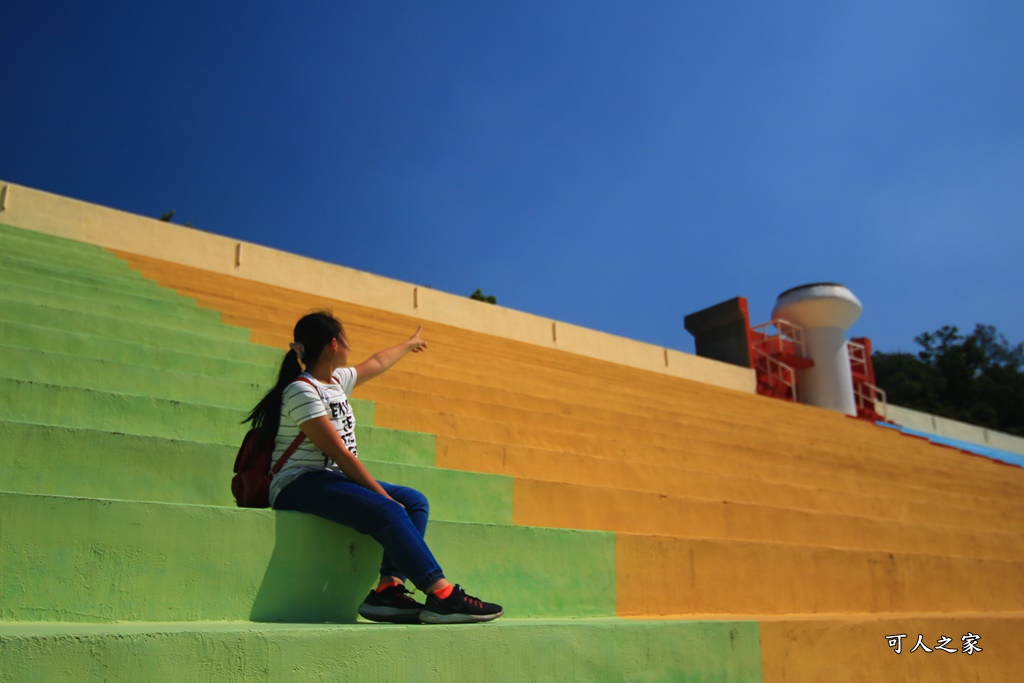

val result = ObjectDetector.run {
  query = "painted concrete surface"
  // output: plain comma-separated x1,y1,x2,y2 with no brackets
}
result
759,614,1024,682
4,198,1024,680
616,534,1024,617
0,492,615,623
878,420,1024,469
887,404,1024,457
0,619,763,683
513,479,1024,560
0,181,756,393
99,235,1024,622
0,421,511,521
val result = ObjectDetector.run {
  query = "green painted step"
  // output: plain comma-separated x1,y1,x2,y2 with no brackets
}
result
0,222,152,274
0,421,238,506
0,240,162,284
0,300,276,364
0,321,271,383
0,492,616,622
1,280,230,337
0,237,175,294
363,459,512,525
0,220,122,251
0,228,140,267
0,619,763,683
0,254,189,306
0,343,271,411
0,264,216,318
0,342,374,428
0,379,432,465
0,228,200,302
0,422,510,524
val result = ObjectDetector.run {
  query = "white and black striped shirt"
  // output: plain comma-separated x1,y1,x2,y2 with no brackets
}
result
268,367,358,506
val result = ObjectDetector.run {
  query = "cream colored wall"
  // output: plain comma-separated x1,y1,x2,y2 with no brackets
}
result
0,180,755,393
886,404,1024,456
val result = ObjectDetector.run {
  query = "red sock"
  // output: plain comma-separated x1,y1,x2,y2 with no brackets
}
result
433,584,454,600
376,579,402,593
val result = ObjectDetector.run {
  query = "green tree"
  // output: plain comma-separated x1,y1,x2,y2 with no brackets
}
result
470,289,497,304
873,324,1024,436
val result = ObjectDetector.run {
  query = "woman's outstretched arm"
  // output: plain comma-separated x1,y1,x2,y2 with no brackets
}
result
353,326,428,388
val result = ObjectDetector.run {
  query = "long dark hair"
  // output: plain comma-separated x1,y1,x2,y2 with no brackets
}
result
244,311,345,444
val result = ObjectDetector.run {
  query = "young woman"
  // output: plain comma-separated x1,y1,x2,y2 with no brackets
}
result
245,311,502,624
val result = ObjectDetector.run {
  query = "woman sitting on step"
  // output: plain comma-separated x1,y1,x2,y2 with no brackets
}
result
245,311,503,624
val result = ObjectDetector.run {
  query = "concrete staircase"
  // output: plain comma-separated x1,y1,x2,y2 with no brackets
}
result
0,223,761,681
2,215,1023,681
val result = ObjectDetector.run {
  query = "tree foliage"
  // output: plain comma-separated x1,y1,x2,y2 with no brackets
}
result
470,289,497,304
873,324,1024,436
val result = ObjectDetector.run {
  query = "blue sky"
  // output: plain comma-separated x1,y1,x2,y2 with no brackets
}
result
4,2,1022,356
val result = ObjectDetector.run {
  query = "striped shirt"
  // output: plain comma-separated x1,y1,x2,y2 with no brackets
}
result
268,367,358,506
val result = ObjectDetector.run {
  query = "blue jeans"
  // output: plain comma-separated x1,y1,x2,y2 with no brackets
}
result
272,469,446,591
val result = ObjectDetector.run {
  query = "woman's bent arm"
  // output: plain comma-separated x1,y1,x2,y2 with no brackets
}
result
298,415,392,499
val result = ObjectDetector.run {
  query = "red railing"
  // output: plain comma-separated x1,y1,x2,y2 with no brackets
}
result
750,319,811,402
848,339,887,421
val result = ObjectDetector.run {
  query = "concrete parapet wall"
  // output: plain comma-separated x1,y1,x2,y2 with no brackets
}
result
0,180,754,394
887,404,1024,456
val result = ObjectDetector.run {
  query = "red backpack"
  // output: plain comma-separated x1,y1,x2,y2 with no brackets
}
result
231,377,315,508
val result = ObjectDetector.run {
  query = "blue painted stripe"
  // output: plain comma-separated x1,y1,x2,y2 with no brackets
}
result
876,421,1024,468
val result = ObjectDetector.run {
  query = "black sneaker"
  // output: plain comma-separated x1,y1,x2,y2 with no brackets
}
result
357,584,426,624
419,584,503,624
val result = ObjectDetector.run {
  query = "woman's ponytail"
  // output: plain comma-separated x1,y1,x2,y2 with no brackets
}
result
243,349,303,445
243,311,344,445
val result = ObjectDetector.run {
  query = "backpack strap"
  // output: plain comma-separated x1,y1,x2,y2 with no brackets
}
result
270,376,319,475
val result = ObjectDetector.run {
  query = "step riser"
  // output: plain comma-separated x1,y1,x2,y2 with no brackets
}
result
363,381,990,468
0,259,193,307
0,423,507,523
0,251,188,304
0,493,615,623
0,345,269,411
1,281,231,336
436,436,1024,516
369,386,1017,497
0,322,271,383
513,480,1024,561
0,379,404,450
760,615,1024,682
0,238,154,281
437,436,1017,531
0,222,130,257
0,301,274,364
379,404,1019,501
617,534,1024,616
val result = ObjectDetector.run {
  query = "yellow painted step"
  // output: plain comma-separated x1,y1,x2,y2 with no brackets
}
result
436,435,1024,518
115,253,1020,486
376,402,1024,504
615,534,1024,616
758,613,1024,683
512,478,1024,561
362,380,1020,491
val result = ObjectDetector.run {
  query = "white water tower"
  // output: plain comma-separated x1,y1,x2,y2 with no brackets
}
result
771,283,863,416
